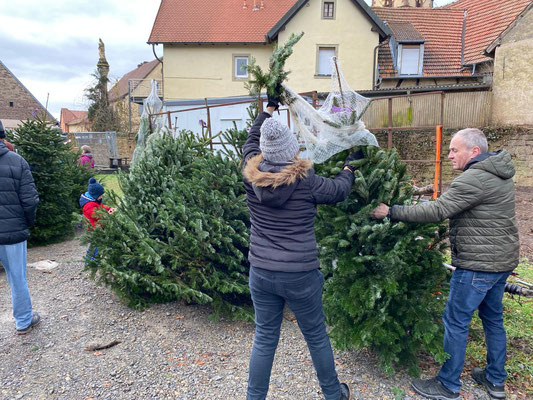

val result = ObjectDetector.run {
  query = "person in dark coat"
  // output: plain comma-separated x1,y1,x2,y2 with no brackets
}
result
372,128,519,400
0,120,15,151
242,97,362,400
0,138,40,335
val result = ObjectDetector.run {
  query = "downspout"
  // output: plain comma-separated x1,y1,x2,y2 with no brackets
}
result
152,43,163,99
373,44,380,90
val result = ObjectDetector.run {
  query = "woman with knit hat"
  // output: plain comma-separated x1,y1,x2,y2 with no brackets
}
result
242,97,361,400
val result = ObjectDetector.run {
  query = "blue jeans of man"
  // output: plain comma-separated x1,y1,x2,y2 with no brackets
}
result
247,266,341,400
0,241,33,330
438,268,512,393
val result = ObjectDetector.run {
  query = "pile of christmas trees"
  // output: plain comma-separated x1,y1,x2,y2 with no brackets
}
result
84,130,252,319
315,147,448,374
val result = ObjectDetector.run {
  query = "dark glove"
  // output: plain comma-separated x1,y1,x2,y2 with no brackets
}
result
343,149,364,172
267,84,283,110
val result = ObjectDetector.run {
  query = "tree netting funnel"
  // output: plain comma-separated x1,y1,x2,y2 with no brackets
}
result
286,57,378,164
131,80,164,167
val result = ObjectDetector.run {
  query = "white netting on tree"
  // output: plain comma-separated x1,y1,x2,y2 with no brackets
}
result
286,57,378,164
131,80,165,166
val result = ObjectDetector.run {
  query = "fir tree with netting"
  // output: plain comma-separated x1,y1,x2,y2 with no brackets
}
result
315,146,449,375
8,115,93,245
83,130,252,319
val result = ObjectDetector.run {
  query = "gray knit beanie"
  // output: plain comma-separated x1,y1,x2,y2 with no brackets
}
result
260,118,299,162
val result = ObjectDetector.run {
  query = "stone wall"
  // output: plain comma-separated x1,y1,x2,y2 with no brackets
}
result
0,61,54,122
375,126,533,187
71,133,135,168
116,135,135,161
491,8,533,126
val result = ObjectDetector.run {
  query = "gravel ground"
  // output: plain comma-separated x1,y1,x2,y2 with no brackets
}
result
0,238,517,400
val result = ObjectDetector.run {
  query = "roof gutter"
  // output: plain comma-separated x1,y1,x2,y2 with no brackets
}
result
358,83,491,97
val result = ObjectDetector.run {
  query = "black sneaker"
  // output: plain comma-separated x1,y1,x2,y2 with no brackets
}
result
16,312,41,335
471,367,506,399
411,377,460,400
340,382,350,400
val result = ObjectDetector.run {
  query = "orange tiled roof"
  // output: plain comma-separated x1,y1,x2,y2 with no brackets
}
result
148,0,300,44
373,7,468,77
443,0,532,65
387,21,425,42
60,108,88,132
109,59,161,102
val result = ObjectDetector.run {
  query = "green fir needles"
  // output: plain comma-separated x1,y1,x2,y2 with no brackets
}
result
315,146,449,375
83,130,252,320
246,32,304,105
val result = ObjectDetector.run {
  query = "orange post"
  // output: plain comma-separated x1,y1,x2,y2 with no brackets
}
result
432,125,442,199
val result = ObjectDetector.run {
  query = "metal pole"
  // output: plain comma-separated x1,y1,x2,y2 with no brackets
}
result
167,111,172,131
433,125,442,199
387,97,393,149
205,98,213,151
128,80,132,133
440,92,445,196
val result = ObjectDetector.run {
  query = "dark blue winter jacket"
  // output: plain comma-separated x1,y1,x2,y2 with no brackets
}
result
242,112,354,272
0,141,39,244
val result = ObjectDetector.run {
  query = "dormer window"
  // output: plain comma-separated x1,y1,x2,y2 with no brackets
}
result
398,44,423,75
322,1,335,19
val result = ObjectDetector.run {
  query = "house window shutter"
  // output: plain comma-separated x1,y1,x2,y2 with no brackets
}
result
400,46,421,75
317,47,335,75
234,56,249,79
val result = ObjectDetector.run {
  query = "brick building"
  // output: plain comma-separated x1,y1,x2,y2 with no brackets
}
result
0,60,56,130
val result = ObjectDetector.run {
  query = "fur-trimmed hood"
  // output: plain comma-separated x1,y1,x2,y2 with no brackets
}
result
243,154,313,207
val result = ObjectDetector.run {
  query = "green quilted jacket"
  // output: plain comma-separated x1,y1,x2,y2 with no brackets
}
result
391,150,519,272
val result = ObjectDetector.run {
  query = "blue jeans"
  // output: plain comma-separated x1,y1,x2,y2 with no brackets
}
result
0,241,33,330
247,266,341,400
438,268,512,393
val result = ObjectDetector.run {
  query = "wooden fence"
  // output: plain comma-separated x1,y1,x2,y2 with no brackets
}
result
362,90,492,130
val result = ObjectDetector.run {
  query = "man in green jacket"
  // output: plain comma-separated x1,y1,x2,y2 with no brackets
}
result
372,128,519,400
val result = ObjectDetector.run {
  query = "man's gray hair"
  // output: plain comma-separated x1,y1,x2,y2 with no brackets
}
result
452,128,488,153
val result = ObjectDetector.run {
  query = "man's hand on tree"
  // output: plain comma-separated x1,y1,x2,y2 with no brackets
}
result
371,203,389,220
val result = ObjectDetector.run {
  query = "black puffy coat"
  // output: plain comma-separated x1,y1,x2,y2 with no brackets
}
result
242,112,354,272
0,141,39,244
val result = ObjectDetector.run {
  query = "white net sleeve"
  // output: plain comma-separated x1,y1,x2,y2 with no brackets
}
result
286,57,378,164
131,80,165,166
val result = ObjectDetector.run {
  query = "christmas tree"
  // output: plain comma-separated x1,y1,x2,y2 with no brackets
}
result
9,115,93,245
245,32,304,105
315,146,449,375
83,130,252,319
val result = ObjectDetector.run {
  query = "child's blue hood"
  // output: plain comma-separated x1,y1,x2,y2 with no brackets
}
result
79,192,99,208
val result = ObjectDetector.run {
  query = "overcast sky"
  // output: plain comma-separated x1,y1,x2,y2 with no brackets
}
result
0,0,455,120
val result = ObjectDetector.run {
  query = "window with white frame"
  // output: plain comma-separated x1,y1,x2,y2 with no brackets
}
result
317,47,336,76
233,56,249,79
323,1,335,19
399,45,422,75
